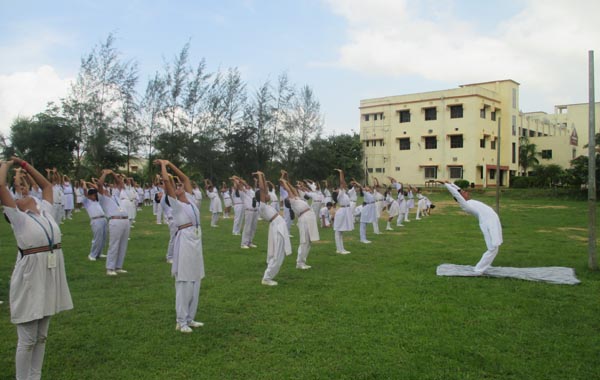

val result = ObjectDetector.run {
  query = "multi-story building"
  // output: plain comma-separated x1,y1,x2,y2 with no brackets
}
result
359,80,599,187
360,80,521,187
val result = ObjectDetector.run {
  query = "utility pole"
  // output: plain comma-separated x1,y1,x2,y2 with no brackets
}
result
495,117,501,215
588,50,598,270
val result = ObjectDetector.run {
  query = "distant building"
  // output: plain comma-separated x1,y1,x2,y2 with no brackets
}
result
360,80,596,187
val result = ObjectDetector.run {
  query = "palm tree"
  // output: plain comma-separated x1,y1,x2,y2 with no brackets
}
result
519,136,540,176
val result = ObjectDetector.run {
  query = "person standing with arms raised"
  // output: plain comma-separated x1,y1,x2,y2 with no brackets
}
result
155,159,205,333
0,157,73,380
96,170,131,276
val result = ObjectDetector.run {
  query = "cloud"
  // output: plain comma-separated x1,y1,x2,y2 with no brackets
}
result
324,0,600,111
0,66,73,135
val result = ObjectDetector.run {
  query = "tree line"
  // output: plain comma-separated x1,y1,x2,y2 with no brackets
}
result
2,33,364,185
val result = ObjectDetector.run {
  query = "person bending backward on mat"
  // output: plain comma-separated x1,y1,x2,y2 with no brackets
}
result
0,158,73,380
437,179,503,274
155,159,205,333
254,171,292,286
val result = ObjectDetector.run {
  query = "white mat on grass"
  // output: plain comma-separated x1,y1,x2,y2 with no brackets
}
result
436,264,580,285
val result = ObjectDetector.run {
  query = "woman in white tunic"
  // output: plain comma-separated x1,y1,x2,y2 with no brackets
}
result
438,180,503,274
230,179,244,236
221,182,232,219
384,187,400,231
266,181,279,213
333,169,353,254
352,181,376,244
204,179,223,227
62,176,75,220
156,160,205,333
96,170,131,276
81,181,107,261
1,158,73,380
255,171,291,286
280,171,319,269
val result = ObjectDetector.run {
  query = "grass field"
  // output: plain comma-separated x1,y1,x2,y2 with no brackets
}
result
0,189,599,379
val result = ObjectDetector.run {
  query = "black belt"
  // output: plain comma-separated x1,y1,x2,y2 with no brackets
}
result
178,223,193,230
20,243,62,256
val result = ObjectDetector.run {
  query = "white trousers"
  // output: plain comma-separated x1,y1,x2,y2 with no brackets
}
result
232,205,244,234
89,218,107,259
263,241,286,281
175,280,201,328
334,230,346,252
475,229,500,273
16,316,50,380
106,219,130,270
241,210,258,246
360,222,368,242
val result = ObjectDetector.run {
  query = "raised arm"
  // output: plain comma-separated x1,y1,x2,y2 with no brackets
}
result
166,161,192,194
155,160,175,198
0,161,16,208
335,169,347,190
12,157,53,203
253,171,268,203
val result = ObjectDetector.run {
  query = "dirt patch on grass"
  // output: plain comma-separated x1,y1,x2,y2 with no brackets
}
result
557,227,587,232
512,205,570,210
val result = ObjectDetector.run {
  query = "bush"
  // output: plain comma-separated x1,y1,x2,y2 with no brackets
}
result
453,179,470,189
510,176,535,188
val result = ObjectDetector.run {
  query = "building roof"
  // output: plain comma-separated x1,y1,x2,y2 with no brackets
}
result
459,79,520,87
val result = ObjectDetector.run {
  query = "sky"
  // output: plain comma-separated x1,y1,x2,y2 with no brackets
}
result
1,0,600,138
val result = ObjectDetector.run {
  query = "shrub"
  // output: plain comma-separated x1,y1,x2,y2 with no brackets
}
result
453,179,470,189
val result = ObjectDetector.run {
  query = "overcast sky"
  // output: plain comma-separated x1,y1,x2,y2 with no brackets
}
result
1,0,599,137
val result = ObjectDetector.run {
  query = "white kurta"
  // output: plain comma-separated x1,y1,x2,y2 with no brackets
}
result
170,194,205,281
290,198,320,243
5,200,73,324
360,192,377,223
207,188,223,213
62,183,75,210
445,184,503,247
333,189,354,232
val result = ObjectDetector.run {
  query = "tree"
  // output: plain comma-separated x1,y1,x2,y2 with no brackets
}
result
115,63,141,175
519,136,540,176
9,113,78,172
532,164,565,187
287,85,323,156
565,133,600,189
140,72,167,169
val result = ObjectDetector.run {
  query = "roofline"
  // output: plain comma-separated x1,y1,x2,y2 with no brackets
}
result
555,101,600,108
459,79,520,87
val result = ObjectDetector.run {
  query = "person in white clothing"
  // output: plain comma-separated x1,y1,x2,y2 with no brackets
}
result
320,202,332,228
255,171,292,286
438,180,503,274
280,170,319,269
230,178,244,236
333,169,353,254
384,187,400,231
266,181,280,213
351,181,376,244
1,157,73,380
233,176,259,249
221,182,232,219
96,170,131,276
155,160,205,333
204,179,223,227
81,181,108,261
62,176,75,220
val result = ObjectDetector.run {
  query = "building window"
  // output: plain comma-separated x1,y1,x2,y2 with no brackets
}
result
450,105,463,119
521,128,527,137
399,138,410,150
375,168,383,173
541,150,553,159
374,113,378,121
529,130,536,138
395,166,401,172
367,168,373,173
512,115,517,136
572,148,577,159
449,166,463,179
491,111,496,121
364,114,369,121
424,166,437,179
424,107,437,121
491,139,496,150
480,138,486,148
399,110,410,123
450,135,463,148
489,169,496,180
425,136,437,149
480,108,486,119
512,142,516,164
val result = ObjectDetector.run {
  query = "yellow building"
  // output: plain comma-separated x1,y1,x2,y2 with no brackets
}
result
360,80,521,187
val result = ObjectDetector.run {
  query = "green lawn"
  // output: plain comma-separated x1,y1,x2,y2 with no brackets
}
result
0,191,599,379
